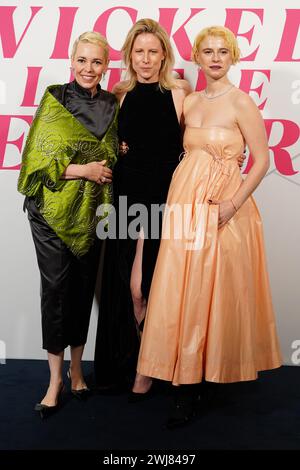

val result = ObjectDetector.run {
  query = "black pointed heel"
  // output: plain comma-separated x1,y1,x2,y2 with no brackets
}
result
128,380,155,403
34,383,65,419
67,369,91,400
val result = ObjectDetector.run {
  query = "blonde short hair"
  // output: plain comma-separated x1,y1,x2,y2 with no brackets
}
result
192,26,240,65
71,31,110,63
120,18,176,91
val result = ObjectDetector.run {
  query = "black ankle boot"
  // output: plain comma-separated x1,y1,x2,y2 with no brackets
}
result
165,384,201,429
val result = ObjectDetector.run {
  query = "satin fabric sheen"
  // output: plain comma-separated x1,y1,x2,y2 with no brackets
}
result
51,81,116,141
137,126,282,384
18,84,118,256
25,197,101,352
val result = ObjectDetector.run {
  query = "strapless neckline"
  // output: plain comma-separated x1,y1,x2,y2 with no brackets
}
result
186,125,239,132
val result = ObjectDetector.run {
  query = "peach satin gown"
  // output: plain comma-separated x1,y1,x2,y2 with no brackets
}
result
137,125,282,384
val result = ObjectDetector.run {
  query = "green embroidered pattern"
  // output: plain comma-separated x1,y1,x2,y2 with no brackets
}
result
18,85,118,256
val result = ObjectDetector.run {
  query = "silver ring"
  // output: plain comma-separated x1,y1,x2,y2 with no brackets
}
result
102,176,106,183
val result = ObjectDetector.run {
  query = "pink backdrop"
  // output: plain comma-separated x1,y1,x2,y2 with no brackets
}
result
0,0,299,362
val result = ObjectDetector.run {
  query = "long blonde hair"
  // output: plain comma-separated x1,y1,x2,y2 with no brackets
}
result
118,18,177,92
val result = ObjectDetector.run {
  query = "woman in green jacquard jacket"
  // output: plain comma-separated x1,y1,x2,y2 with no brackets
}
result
18,31,118,418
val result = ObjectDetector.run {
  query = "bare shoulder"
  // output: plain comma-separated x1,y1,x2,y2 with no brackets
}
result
232,87,258,111
112,80,129,102
184,91,201,103
232,88,264,134
183,91,201,112
173,79,192,97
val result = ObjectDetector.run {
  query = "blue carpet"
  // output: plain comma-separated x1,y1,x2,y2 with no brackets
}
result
0,360,299,453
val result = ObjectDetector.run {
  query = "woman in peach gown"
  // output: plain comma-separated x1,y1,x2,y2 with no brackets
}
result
133,26,282,426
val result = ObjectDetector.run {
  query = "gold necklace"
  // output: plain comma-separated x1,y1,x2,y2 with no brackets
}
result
204,84,235,100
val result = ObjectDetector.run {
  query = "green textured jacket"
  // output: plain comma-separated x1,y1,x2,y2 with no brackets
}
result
18,85,118,256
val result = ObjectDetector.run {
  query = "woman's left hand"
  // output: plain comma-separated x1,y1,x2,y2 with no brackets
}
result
208,199,236,229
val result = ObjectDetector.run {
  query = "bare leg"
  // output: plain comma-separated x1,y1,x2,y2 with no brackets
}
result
130,230,153,393
69,344,88,390
40,350,64,406
132,371,152,393
130,231,147,327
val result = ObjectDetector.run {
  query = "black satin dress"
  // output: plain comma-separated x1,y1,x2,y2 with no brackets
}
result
94,82,183,387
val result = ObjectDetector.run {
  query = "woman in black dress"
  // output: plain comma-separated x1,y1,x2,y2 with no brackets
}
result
94,19,191,391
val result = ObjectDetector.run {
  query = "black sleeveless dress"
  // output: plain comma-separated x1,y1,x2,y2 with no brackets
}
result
94,82,183,387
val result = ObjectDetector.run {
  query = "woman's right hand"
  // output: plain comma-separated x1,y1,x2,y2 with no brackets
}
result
237,153,246,168
83,160,113,184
